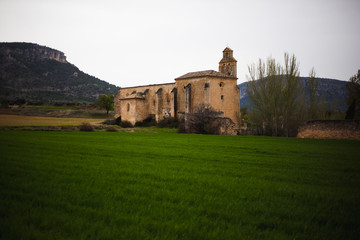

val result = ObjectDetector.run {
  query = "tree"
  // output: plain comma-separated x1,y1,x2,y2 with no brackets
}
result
246,53,307,137
240,106,248,116
308,68,319,119
95,94,114,115
345,99,356,119
306,68,328,120
346,69,360,119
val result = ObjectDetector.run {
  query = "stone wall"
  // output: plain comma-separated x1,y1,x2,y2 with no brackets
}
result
114,83,175,125
175,77,240,125
297,120,360,140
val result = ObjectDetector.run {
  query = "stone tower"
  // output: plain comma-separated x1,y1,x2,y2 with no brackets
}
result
219,47,237,78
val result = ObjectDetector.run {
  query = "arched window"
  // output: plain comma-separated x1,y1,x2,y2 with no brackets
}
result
219,82,224,87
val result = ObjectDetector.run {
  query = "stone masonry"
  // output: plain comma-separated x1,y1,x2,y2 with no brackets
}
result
114,48,241,129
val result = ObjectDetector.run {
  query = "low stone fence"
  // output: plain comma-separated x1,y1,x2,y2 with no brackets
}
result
297,120,360,140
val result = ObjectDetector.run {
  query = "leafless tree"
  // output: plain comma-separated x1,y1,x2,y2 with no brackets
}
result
186,104,223,134
246,53,308,137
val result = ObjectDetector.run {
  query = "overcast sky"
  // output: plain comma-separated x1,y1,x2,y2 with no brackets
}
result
1,0,359,87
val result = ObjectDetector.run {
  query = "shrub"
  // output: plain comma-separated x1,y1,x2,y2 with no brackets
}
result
106,126,119,132
157,117,179,128
135,115,156,127
120,121,134,128
102,119,114,125
14,99,26,106
1,100,9,108
102,116,121,126
177,118,186,133
186,104,222,134
114,116,121,125
79,123,94,132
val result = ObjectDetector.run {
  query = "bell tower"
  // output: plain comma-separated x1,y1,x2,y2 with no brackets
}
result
219,47,237,78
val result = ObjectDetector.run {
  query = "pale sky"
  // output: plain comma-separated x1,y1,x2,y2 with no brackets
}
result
1,0,359,87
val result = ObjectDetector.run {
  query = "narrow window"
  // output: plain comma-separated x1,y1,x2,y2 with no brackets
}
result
219,82,224,87
221,95,224,100
127,103,130,112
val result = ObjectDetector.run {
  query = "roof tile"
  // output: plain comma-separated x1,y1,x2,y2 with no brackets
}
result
175,70,236,80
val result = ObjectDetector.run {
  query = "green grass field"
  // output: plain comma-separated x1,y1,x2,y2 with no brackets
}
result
0,131,359,239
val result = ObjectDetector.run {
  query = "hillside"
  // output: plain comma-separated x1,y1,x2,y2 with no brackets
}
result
239,77,349,112
0,42,119,104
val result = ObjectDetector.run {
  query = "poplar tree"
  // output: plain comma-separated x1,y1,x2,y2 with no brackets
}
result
307,68,319,120
246,53,306,137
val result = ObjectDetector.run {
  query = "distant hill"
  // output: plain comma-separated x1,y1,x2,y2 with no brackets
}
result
238,77,349,112
0,42,119,104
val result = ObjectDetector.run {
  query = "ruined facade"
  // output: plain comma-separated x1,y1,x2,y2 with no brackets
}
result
114,48,240,127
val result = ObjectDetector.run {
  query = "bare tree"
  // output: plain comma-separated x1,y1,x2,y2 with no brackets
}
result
308,68,318,120
185,104,223,134
307,68,328,120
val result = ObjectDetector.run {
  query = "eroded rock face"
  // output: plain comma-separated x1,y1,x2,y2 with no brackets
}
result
0,42,67,63
0,43,67,63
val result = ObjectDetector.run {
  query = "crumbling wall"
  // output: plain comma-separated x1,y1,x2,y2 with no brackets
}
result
297,120,360,140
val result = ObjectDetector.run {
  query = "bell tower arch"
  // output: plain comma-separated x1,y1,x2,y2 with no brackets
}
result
219,47,237,78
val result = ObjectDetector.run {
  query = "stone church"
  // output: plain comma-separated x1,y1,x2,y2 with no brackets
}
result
114,48,240,128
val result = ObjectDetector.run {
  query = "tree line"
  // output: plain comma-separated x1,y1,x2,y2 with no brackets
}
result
245,53,342,137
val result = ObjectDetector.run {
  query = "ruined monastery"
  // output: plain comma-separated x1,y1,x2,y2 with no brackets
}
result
114,48,240,127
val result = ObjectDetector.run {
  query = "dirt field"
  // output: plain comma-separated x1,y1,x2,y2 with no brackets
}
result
0,107,113,119
0,114,104,127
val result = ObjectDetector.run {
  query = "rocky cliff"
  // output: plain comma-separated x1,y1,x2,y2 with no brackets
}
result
0,42,118,103
0,42,67,63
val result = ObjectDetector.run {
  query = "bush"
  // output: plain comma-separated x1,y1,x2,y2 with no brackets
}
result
114,116,121,125
177,119,186,133
14,99,26,106
102,119,113,125
135,115,156,127
120,121,134,128
1,100,9,108
186,104,222,134
105,126,119,132
157,117,179,128
102,116,121,126
79,123,94,132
